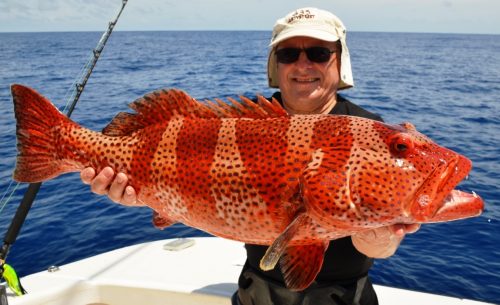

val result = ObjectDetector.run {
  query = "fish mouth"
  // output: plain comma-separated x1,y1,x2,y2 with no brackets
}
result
431,189,483,222
435,155,461,195
410,154,484,222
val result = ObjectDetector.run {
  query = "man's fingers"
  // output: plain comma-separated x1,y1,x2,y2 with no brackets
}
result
404,223,421,234
90,167,115,195
80,167,96,185
108,172,128,203
122,186,140,206
391,224,406,237
390,223,421,237
83,167,139,206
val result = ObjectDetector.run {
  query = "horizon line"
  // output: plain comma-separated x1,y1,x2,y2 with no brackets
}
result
1,29,499,36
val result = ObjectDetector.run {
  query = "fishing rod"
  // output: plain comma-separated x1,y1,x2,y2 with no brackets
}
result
0,0,128,296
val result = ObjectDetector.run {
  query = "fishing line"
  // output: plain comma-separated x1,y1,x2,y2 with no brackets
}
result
61,50,97,113
0,181,20,215
62,56,92,111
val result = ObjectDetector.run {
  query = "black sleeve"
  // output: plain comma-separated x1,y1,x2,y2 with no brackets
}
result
334,95,384,122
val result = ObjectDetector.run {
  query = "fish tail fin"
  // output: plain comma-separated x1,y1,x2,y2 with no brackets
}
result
11,84,74,183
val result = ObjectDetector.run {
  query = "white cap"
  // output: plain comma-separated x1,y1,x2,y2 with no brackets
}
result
267,7,354,90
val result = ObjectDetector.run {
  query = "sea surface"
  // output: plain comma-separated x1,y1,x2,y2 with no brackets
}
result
0,31,499,303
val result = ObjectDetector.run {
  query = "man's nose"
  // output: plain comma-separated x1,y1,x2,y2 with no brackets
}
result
296,51,314,67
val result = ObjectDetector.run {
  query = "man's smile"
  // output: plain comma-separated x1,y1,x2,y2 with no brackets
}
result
293,77,320,83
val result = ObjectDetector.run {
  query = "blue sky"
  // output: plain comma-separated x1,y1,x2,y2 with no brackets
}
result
1,0,499,34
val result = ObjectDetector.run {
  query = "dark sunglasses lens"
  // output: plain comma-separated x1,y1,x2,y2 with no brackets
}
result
306,47,332,63
275,48,301,64
276,47,333,64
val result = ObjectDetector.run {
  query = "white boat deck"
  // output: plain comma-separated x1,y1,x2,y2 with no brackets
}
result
5,237,494,305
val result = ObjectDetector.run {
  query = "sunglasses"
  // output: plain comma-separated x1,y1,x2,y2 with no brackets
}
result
275,47,336,64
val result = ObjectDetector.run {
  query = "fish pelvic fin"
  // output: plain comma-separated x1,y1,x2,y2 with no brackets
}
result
102,88,288,136
280,242,329,291
11,84,74,183
260,211,328,291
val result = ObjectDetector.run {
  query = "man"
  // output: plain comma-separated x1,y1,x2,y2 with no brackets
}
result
81,7,419,305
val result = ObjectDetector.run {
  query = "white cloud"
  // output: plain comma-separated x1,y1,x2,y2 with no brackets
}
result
0,0,117,31
0,0,499,34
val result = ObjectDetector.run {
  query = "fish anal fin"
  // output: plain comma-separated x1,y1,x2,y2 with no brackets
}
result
260,211,308,271
280,241,329,291
152,211,176,230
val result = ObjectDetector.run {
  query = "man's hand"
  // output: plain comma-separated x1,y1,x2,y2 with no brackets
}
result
352,223,421,258
80,166,140,206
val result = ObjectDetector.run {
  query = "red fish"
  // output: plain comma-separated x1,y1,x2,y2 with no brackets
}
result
10,84,483,291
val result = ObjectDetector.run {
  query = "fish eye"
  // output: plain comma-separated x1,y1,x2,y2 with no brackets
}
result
394,143,408,152
389,133,414,157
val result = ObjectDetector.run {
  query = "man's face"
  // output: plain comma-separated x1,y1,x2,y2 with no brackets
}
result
276,36,341,114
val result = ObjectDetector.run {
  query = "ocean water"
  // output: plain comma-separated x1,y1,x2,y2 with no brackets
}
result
0,31,499,303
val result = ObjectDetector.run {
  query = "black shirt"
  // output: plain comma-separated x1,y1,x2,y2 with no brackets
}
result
245,91,383,286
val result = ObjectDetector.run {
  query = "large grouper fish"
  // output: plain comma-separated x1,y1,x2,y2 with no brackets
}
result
10,84,483,290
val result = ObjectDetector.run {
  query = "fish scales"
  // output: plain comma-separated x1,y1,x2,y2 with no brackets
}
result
209,118,276,240
10,84,483,291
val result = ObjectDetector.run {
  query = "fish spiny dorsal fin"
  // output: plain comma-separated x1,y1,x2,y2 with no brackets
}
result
238,96,288,118
223,97,248,115
236,96,268,118
206,98,239,117
256,96,288,117
103,89,215,136
103,88,288,136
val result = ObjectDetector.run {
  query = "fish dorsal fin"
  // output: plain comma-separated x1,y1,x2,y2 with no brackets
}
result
102,88,288,136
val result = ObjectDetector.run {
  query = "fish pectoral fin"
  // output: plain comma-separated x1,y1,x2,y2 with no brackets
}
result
259,212,308,271
152,211,176,230
280,241,329,291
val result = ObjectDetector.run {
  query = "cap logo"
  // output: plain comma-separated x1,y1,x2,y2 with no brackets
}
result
287,9,315,23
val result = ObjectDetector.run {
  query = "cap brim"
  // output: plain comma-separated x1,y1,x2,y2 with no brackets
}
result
270,28,340,47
